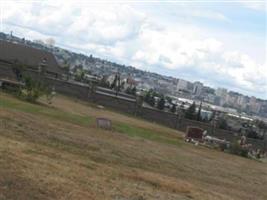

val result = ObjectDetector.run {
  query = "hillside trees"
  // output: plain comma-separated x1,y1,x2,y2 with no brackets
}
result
144,89,156,107
170,104,176,113
185,102,196,120
157,96,165,110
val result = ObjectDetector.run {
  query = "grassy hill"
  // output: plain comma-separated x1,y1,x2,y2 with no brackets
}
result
0,92,266,200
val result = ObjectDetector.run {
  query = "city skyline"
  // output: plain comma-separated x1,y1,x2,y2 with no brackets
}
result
0,0,266,98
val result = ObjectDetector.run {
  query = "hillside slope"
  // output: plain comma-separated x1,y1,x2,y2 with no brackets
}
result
0,92,266,200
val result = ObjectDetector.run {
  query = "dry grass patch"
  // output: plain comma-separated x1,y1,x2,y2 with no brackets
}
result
122,169,193,194
0,92,267,200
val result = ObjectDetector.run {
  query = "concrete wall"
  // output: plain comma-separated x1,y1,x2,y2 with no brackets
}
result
137,107,178,128
0,64,266,150
90,91,137,115
0,64,17,80
45,78,90,100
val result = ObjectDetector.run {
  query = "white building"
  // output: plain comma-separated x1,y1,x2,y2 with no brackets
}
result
193,81,203,96
216,88,228,98
177,79,189,92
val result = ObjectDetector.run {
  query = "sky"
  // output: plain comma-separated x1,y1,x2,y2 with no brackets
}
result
0,0,266,99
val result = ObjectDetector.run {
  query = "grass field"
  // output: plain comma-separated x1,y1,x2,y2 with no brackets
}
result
0,91,266,200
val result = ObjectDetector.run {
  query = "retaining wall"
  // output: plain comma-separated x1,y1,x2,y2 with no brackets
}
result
0,64,266,150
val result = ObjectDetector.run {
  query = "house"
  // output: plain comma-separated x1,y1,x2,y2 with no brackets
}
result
123,76,138,89
0,40,66,79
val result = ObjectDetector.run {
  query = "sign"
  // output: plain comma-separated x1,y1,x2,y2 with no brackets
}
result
185,126,204,141
96,118,112,130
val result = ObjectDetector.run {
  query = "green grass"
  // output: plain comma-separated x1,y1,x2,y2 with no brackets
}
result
0,95,91,126
114,122,182,146
0,92,180,146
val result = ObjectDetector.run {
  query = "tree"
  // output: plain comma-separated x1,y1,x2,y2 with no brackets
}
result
125,87,132,94
218,118,228,130
125,86,136,95
131,86,136,95
197,101,202,121
165,96,172,104
74,69,85,82
110,73,121,93
170,104,176,113
255,120,267,130
99,76,110,88
185,102,196,120
19,76,50,103
144,90,155,107
157,96,165,110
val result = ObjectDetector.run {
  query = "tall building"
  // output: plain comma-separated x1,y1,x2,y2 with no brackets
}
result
176,79,189,92
249,96,261,113
193,81,203,97
215,88,228,98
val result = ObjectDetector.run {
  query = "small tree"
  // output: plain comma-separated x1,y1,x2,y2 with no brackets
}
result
218,118,228,130
196,101,202,121
131,86,136,95
144,89,155,107
229,141,249,158
165,96,172,104
99,76,110,88
185,102,196,120
170,104,176,113
19,77,50,103
74,69,85,82
157,96,165,110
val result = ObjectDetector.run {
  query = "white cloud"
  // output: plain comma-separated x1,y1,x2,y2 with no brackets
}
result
1,0,266,98
239,0,266,11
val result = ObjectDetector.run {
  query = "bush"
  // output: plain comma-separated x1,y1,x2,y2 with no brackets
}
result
229,141,249,158
218,118,228,130
18,77,50,103
157,97,165,110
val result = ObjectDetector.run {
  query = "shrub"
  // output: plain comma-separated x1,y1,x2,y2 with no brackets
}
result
185,102,196,120
229,141,249,158
18,77,50,103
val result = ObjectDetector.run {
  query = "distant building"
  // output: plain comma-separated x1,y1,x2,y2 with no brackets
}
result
176,79,191,93
123,75,138,89
216,88,228,98
204,93,216,104
226,91,239,107
237,95,246,105
193,81,203,97
249,96,261,113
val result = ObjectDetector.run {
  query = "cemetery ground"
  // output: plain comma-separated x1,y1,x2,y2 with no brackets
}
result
0,92,266,200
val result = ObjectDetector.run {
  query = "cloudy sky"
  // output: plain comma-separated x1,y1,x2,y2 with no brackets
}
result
0,0,266,99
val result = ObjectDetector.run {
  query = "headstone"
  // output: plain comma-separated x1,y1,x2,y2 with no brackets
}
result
96,118,112,130
185,126,204,141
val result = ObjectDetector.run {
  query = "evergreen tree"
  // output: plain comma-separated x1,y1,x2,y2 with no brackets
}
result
170,104,176,113
197,101,202,121
157,96,165,110
149,95,155,106
144,89,155,106
131,87,136,95
185,102,196,120
218,118,228,130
